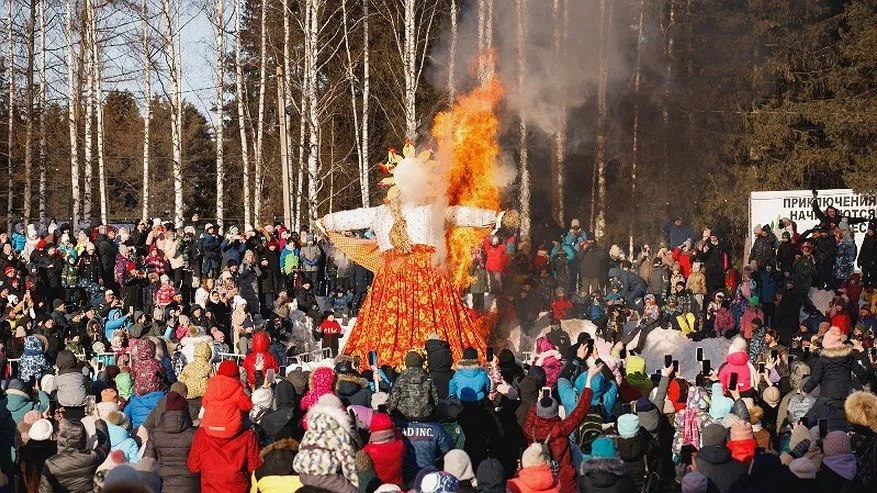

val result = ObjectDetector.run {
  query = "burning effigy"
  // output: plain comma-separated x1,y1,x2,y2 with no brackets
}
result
320,77,516,366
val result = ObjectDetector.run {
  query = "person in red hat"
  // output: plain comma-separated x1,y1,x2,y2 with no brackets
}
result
363,412,405,487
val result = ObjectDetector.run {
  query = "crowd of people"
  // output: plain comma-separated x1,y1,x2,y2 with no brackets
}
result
0,188,874,493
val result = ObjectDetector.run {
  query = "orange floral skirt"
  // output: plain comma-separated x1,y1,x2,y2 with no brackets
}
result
343,245,488,367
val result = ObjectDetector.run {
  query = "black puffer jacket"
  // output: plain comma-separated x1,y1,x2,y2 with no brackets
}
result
335,373,373,408
694,444,746,493
425,339,454,399
144,406,199,492
577,457,637,493
260,380,299,443
803,344,867,401
515,366,546,430
616,430,656,492
40,419,110,493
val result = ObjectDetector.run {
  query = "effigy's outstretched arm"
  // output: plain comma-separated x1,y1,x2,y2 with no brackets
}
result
447,205,500,229
321,207,381,232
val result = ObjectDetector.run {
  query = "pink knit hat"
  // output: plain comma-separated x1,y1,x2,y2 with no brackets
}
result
821,327,846,349
730,421,754,441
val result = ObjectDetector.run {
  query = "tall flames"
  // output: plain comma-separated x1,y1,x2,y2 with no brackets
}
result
432,77,504,292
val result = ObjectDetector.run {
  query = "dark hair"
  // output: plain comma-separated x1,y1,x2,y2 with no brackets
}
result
765,329,778,340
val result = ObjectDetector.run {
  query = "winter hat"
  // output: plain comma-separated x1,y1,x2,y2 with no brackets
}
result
536,396,559,419
7,378,26,392
822,430,851,457
427,333,441,340
729,336,748,355
730,420,754,441
404,351,424,368
521,443,549,468
821,326,845,349
844,391,877,433
701,424,728,447
217,360,240,379
251,388,273,408
462,347,478,360
52,299,65,310
102,464,144,492
617,413,640,439
681,472,708,493
625,355,646,374
635,397,656,413
789,458,817,479
590,437,618,458
420,471,459,493
443,449,475,483
374,485,403,492
475,459,505,493
164,391,188,412
170,381,188,399
762,386,781,407
28,419,53,441
316,393,344,410
96,402,121,420
40,374,56,394
709,383,734,420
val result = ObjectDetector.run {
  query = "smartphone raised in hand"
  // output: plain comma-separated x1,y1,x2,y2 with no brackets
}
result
664,354,673,368
696,347,704,362
368,350,378,368
486,346,494,362
265,368,276,383
758,362,766,373
541,387,551,400
729,372,739,391
701,359,711,376
818,418,829,439
672,360,679,374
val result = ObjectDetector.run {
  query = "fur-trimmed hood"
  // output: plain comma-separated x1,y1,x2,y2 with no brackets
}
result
845,391,877,432
259,437,299,459
454,359,483,371
819,344,852,359
336,373,369,396
578,457,629,488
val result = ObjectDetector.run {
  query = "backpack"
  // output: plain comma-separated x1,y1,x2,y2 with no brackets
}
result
572,411,604,454
531,427,561,475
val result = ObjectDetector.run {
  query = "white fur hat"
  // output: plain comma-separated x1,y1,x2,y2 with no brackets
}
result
29,419,54,441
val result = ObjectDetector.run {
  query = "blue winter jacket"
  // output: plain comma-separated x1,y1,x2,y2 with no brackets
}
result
125,390,166,429
755,270,778,304
557,372,617,421
104,308,130,340
394,419,454,483
11,231,26,252
448,360,491,403
4,390,50,423
107,422,140,463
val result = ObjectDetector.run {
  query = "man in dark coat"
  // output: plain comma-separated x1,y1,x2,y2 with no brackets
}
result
859,221,877,288
349,262,373,317
40,419,111,492
144,390,199,492
198,224,223,279
749,225,777,270
94,228,118,291
425,336,454,399
694,424,746,493
579,239,609,294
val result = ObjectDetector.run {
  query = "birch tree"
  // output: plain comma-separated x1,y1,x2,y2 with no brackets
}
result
593,0,613,239
91,0,108,225
5,1,13,226
234,0,251,227
141,0,151,222
662,0,677,178
253,0,267,223
37,0,46,222
341,0,369,208
304,0,319,223
448,0,456,100
23,0,35,221
552,0,567,227
629,0,644,252
516,0,530,242
83,0,94,222
477,0,493,83
161,0,183,227
66,0,80,226
213,0,225,225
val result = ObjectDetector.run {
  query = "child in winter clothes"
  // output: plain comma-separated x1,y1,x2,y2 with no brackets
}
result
299,366,337,412
550,288,573,320
292,393,359,493
506,443,561,493
54,350,89,411
188,417,262,493
201,360,253,438
317,313,344,358
671,386,716,458
741,297,765,340
532,336,563,388
448,347,491,403
19,335,52,384
106,411,140,463
241,331,280,387
686,262,708,306
115,366,134,401
130,338,165,396
718,337,757,393
178,342,215,399
363,412,405,487
727,420,757,466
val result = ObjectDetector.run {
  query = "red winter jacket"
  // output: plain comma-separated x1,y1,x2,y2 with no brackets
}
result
550,297,573,320
718,351,754,393
525,388,593,493
201,374,252,438
672,248,694,279
187,427,262,493
242,332,280,385
507,464,562,493
484,237,510,274
726,438,757,466
363,438,405,486
319,320,344,336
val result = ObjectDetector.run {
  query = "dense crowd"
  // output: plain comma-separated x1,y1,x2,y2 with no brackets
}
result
0,190,874,493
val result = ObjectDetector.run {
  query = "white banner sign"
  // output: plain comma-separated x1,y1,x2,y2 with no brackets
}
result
749,188,877,259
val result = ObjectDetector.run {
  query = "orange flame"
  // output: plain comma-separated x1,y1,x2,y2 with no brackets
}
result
432,78,504,292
